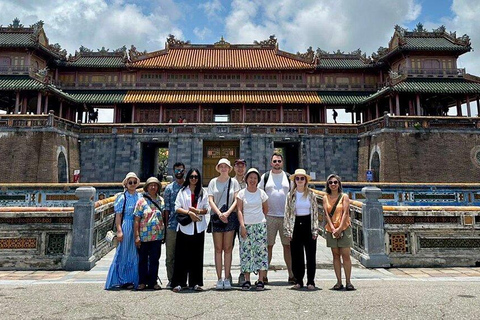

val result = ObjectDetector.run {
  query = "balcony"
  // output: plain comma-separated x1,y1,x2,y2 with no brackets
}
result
398,68,466,78
0,66,31,75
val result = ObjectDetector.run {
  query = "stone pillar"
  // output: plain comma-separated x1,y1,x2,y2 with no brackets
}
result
358,186,390,268
65,187,96,270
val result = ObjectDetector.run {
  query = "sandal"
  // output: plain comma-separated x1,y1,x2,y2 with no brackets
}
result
346,283,355,291
291,284,302,290
121,283,134,290
172,285,182,292
288,276,296,284
241,281,251,291
307,284,315,291
256,281,265,291
153,284,161,290
137,284,146,291
332,283,344,291
193,285,203,291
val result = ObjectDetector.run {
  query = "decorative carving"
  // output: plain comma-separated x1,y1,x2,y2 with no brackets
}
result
78,45,93,53
254,35,277,46
9,18,23,28
459,34,471,46
30,20,44,35
413,22,425,32
394,24,407,35
128,45,146,60
372,46,389,60
48,43,67,58
433,25,446,34
214,36,230,47
296,46,314,61
166,34,190,46
315,48,328,56
97,46,110,53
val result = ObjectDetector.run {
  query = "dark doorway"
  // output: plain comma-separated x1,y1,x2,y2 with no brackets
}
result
203,140,239,186
274,142,300,174
141,142,168,182
58,152,68,183
371,151,380,182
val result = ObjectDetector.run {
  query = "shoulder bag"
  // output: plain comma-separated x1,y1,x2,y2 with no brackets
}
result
328,193,344,239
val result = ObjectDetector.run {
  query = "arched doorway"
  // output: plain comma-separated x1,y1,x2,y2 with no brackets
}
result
58,152,68,183
371,151,380,182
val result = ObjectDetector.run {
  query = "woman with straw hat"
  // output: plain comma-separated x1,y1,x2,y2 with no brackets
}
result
207,158,240,290
284,169,319,290
133,177,165,290
105,172,142,290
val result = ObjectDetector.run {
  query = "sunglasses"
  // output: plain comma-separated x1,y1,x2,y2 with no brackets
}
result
174,169,185,174
127,180,137,185
295,176,306,181
272,160,282,163
328,180,339,185
189,175,199,179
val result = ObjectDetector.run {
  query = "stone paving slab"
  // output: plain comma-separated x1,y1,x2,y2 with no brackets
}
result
1,233,480,285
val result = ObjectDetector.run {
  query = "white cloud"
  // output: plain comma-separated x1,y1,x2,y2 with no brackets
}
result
224,0,422,55
193,26,212,40
0,0,183,55
199,0,224,20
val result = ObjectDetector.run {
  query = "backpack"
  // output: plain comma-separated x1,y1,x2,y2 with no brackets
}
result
262,170,291,191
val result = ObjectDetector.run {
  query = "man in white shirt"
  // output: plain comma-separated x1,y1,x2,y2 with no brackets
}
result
259,153,294,284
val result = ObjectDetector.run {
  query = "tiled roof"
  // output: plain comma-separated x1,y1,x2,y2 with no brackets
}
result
58,56,126,68
0,75,44,90
129,48,313,70
124,90,321,103
66,91,127,104
0,32,35,47
317,58,376,69
403,37,467,51
318,92,372,105
392,78,480,94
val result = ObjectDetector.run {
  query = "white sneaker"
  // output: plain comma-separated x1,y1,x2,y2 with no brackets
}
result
224,279,232,290
216,279,224,290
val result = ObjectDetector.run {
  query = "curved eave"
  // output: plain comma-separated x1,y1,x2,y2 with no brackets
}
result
378,46,469,62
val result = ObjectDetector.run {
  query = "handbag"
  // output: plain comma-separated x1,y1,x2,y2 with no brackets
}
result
105,192,127,243
176,213,192,226
209,178,231,229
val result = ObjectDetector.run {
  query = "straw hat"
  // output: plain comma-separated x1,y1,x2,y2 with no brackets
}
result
122,172,139,186
144,177,161,191
216,158,233,173
245,168,261,181
290,169,312,182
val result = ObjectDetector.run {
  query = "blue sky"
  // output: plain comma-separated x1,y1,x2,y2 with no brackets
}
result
1,0,479,121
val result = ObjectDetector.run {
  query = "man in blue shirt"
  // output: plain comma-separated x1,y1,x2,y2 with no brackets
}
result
163,162,185,288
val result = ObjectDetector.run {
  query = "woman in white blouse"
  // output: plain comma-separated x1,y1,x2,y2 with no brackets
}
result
284,169,319,290
171,169,209,292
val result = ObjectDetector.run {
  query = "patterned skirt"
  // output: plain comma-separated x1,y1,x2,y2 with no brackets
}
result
239,222,268,273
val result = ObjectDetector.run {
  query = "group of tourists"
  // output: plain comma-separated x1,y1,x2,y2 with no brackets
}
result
105,152,355,292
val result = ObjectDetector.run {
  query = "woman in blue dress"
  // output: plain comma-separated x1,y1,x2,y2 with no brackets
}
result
105,172,142,290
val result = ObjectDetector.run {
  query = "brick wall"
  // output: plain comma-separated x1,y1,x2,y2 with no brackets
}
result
358,130,480,182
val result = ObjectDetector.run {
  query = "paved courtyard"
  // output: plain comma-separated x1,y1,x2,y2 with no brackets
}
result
1,234,479,319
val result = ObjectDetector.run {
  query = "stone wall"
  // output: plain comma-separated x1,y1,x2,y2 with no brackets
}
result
78,130,359,183
358,129,480,182
0,130,80,183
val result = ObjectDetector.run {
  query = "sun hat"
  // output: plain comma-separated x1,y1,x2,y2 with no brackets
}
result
143,177,161,191
245,168,261,182
122,172,139,187
216,158,233,173
289,169,312,182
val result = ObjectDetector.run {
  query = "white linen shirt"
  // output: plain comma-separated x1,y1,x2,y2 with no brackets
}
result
174,187,209,235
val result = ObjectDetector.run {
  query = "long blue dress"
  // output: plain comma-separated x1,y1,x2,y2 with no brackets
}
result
105,191,142,289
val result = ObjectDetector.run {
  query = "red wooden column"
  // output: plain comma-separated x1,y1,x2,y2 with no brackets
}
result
113,104,118,123
408,99,414,115
280,104,284,123
131,104,135,123
36,92,42,114
15,91,20,114
197,104,201,123
389,96,393,114
395,94,400,115
242,104,246,123
22,97,27,114
456,100,462,116
306,104,310,123
466,95,471,117
375,102,379,119
416,94,421,116
59,101,63,118
477,96,480,117
44,95,49,114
